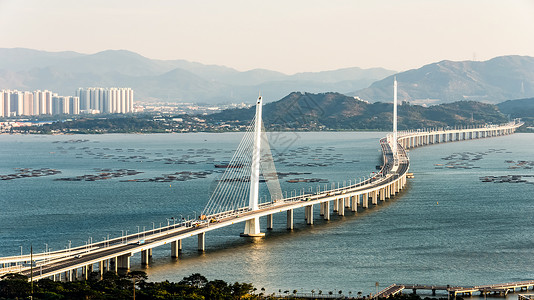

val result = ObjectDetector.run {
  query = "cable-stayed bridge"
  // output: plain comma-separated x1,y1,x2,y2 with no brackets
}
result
0,84,524,282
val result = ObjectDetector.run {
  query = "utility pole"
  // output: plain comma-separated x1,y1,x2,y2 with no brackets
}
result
30,244,33,298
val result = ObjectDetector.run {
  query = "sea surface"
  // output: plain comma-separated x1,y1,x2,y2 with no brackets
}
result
1,132,533,297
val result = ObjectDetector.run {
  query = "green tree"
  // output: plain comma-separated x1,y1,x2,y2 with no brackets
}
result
179,273,208,288
0,273,31,299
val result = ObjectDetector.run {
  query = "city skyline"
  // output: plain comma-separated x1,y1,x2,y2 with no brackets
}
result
0,87,134,117
1,0,533,74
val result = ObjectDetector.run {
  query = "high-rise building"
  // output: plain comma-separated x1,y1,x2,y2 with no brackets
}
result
10,91,23,116
76,87,134,114
0,90,10,117
0,88,133,117
23,92,34,116
69,96,80,115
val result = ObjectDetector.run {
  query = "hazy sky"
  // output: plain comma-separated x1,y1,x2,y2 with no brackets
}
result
1,0,533,74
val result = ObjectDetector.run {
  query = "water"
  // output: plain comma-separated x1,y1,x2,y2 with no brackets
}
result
1,132,533,296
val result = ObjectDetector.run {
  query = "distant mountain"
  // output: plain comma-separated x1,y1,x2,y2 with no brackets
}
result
208,92,509,130
0,48,395,104
497,97,534,131
352,56,534,105
497,97,534,118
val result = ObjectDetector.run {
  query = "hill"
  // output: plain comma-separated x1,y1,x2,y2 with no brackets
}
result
497,97,534,118
0,48,395,104
208,92,509,130
497,97,534,131
352,56,534,105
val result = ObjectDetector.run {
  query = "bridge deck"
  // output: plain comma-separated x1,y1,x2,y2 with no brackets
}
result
0,121,523,282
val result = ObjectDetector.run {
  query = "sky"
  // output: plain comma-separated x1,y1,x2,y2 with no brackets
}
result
1,0,533,74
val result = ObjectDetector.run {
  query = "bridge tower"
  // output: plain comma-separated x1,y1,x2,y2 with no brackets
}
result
392,77,398,155
241,95,266,237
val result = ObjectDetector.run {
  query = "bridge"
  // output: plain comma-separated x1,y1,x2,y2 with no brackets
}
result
375,280,534,298
0,79,524,284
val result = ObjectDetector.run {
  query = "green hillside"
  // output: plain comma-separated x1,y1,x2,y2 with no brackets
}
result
208,92,509,131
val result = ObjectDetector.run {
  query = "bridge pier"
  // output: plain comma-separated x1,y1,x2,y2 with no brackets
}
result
98,261,104,278
82,265,88,280
267,214,273,230
337,198,345,216
363,193,369,208
372,190,378,205
141,249,150,265
333,199,339,212
345,197,351,209
117,253,131,270
305,205,314,225
171,239,182,258
351,195,358,212
287,209,294,230
198,232,205,252
323,201,330,220
241,217,264,237
320,202,325,216
64,270,71,282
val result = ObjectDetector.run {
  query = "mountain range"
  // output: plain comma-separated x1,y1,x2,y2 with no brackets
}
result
1,48,533,105
352,56,534,105
0,48,394,104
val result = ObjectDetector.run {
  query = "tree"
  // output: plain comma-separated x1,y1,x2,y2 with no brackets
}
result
0,273,30,299
231,282,254,298
179,273,208,288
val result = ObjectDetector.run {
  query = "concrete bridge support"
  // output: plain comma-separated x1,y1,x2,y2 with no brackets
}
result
82,265,89,280
110,257,117,273
197,233,205,252
380,188,386,201
141,249,150,265
305,205,314,225
363,193,369,208
267,214,273,230
319,202,325,216
98,261,104,278
351,195,358,212
171,240,182,258
333,199,339,212
64,270,71,282
287,209,294,230
323,201,330,220
338,198,345,216
117,253,131,270
372,190,378,205
345,197,351,209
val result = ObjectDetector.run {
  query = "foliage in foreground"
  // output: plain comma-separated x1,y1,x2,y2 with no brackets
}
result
0,272,257,300
0,271,463,300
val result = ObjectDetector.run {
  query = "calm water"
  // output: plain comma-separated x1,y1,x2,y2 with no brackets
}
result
1,132,533,296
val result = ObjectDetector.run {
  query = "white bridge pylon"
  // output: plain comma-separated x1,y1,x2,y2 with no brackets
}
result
201,95,282,237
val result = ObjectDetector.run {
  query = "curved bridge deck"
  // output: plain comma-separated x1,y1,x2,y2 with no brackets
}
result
0,121,523,283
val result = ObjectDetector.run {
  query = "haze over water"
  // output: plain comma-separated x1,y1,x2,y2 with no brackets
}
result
1,132,533,296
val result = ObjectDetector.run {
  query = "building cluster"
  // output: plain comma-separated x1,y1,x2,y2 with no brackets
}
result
0,90,79,117
76,87,134,114
0,87,134,118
